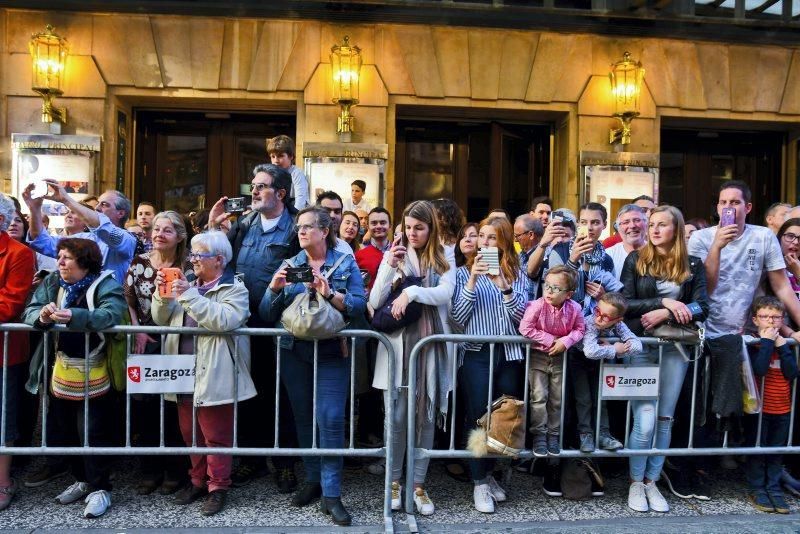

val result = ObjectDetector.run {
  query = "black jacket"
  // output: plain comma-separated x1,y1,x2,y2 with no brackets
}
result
620,250,710,335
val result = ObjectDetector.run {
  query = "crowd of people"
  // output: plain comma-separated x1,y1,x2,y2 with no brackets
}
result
0,136,798,525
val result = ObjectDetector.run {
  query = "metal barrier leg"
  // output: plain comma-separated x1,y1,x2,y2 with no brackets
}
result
125,333,131,448
595,359,603,449
1,332,8,448
349,336,356,448
688,344,701,448
83,333,90,448
275,337,282,448
559,350,567,452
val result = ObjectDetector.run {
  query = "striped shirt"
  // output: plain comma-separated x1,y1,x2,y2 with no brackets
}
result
451,266,528,361
751,339,798,415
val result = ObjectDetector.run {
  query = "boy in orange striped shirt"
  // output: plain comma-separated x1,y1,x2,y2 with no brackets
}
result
745,296,799,514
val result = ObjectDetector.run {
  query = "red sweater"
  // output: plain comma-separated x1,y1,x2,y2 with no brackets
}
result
0,232,35,366
355,244,384,292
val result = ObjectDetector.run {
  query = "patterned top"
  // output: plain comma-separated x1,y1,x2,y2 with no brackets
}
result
123,253,190,326
519,297,585,352
580,314,642,360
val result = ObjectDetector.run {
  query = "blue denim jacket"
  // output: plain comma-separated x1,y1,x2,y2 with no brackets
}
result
259,247,366,349
230,208,298,322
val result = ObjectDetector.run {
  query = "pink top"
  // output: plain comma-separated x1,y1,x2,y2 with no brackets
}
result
519,297,586,351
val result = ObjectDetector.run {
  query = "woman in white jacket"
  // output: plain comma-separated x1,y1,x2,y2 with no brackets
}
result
371,200,456,516
152,231,256,517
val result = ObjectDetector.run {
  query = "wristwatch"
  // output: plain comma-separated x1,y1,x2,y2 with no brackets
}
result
501,288,514,296
325,291,336,301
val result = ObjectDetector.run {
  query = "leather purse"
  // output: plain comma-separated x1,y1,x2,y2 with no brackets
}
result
280,255,348,340
467,395,526,458
371,274,423,334
646,320,701,343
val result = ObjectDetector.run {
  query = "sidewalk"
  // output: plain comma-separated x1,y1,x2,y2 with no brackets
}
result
0,457,797,531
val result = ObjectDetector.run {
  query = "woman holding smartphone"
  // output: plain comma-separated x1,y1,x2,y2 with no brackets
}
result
451,216,527,514
620,205,709,514
371,200,456,516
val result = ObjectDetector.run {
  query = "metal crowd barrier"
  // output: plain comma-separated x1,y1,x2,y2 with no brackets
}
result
404,334,800,524
0,324,397,533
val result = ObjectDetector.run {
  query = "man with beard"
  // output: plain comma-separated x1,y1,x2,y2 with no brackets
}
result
605,205,648,279
207,163,301,493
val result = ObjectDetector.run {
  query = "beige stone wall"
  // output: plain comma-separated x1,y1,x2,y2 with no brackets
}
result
2,8,800,210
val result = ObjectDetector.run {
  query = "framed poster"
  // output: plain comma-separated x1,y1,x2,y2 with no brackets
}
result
580,151,659,240
11,134,101,232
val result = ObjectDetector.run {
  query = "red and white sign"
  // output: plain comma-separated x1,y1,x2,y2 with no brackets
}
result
127,354,196,394
601,364,660,400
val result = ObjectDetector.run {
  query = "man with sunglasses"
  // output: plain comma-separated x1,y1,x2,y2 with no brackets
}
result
207,163,301,493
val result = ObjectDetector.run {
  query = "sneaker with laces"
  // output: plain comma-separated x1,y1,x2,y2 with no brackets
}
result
628,481,648,512
413,488,434,516
644,481,669,512
532,435,548,457
83,490,111,519
598,434,623,451
0,479,17,511
473,483,495,513
542,465,562,497
547,434,561,456
391,481,402,511
579,432,595,453
487,476,507,502
56,481,92,505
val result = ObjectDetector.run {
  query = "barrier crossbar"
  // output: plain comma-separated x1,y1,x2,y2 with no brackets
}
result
404,333,800,523
0,324,397,533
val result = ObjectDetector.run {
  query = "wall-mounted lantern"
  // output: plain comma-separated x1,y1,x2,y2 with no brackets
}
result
330,36,362,143
29,24,69,128
609,51,644,147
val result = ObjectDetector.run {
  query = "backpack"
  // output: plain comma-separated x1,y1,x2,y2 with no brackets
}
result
561,458,604,500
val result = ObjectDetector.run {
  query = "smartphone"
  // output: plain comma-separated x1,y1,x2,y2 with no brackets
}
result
576,225,589,239
34,269,50,280
360,269,372,286
224,197,246,214
720,207,735,227
551,215,564,226
687,302,703,317
29,181,50,200
159,267,182,298
480,246,500,276
285,266,313,283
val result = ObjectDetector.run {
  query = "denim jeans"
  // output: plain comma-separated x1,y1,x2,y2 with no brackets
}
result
627,343,688,482
743,413,790,498
528,351,563,436
459,344,525,482
281,339,349,497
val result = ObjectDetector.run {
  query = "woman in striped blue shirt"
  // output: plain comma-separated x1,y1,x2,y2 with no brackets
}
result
451,216,528,514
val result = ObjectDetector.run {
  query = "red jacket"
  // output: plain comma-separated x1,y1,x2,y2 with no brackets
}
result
0,232,35,366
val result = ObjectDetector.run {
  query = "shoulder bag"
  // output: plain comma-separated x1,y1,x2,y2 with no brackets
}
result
371,273,423,334
280,254,348,340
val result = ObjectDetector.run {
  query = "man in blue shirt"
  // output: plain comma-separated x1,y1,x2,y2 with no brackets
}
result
23,182,136,283
208,163,300,492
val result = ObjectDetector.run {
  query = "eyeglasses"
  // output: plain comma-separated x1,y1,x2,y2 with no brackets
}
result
756,314,784,322
782,233,800,244
294,224,320,234
250,182,273,193
189,252,217,261
514,231,532,240
542,283,567,294
595,308,622,322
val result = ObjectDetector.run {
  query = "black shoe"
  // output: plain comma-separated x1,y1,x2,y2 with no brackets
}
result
542,465,562,497
320,496,352,526
201,490,227,516
24,464,69,488
230,462,269,487
292,482,322,507
136,475,163,496
276,467,298,494
173,483,208,505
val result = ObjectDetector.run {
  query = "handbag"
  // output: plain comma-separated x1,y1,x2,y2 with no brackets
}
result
371,274,423,334
466,395,526,458
51,353,110,400
647,320,702,344
280,254,348,340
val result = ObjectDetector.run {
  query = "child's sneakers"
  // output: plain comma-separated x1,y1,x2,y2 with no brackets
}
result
532,435,548,457
599,433,623,451
547,434,560,456
579,432,595,453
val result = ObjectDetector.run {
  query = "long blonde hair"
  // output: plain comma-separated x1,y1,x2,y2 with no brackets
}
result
402,200,450,275
466,216,520,283
636,205,690,284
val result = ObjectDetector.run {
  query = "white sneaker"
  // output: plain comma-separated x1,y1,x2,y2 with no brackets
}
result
487,476,507,502
473,483,495,513
628,481,648,512
413,488,435,516
644,481,669,513
83,489,111,518
55,481,91,505
391,481,401,511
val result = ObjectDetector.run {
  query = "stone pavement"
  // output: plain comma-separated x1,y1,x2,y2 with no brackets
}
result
0,456,798,532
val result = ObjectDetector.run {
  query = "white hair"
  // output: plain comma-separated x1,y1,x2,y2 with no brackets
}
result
0,194,16,232
191,231,232,267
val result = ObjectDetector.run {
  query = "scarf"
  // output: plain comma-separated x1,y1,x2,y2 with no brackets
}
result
568,238,606,267
59,273,99,308
400,246,452,433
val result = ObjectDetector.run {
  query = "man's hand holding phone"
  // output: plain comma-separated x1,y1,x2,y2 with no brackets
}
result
541,221,567,247
712,208,738,251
